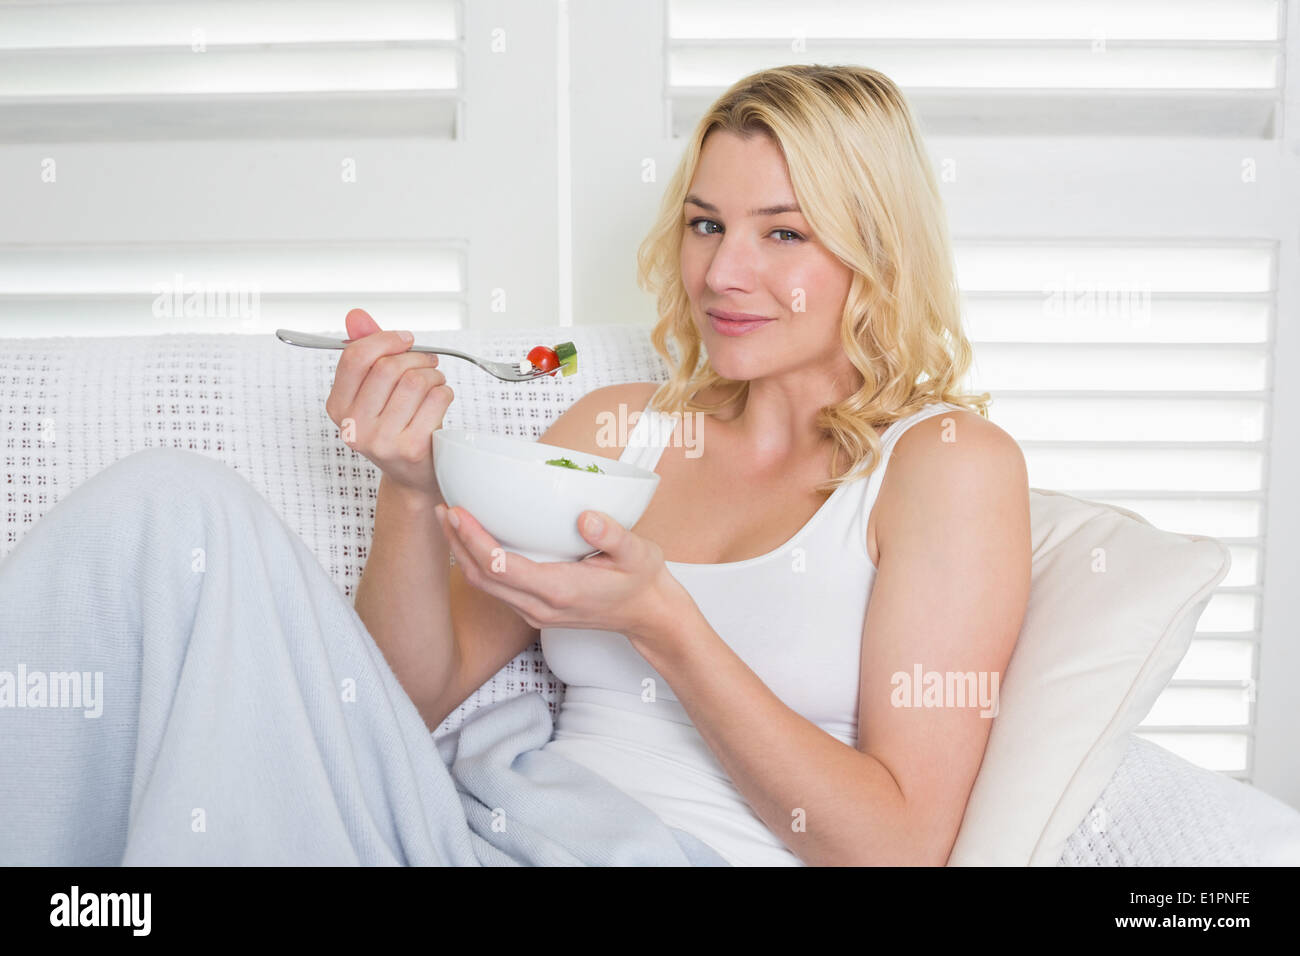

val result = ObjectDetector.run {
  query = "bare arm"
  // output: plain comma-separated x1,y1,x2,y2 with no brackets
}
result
325,308,459,732
354,474,459,731
358,471,543,734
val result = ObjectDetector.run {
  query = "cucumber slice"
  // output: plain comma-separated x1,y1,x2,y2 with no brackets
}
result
554,341,577,377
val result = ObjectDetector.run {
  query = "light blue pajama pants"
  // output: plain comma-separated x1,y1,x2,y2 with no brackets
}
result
0,447,729,866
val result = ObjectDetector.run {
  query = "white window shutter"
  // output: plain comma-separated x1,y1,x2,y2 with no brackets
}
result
568,0,1300,794
0,0,462,139
667,0,1285,137
0,0,564,335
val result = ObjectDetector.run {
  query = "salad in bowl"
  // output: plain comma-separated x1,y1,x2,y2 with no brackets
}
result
432,429,659,563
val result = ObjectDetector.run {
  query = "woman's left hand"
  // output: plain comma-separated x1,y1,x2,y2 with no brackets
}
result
434,504,686,643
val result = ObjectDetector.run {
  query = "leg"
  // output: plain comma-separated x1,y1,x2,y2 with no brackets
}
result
0,447,478,865
1,447,730,866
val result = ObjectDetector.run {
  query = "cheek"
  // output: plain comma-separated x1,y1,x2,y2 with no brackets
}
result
679,246,706,292
789,261,850,318
780,262,828,316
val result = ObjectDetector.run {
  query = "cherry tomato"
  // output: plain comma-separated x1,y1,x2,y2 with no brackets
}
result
527,345,560,376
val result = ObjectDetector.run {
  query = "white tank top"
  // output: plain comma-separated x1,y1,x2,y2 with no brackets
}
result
539,396,965,866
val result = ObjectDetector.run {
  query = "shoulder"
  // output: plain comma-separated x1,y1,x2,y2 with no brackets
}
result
890,408,1024,477
537,382,661,460
876,408,1029,551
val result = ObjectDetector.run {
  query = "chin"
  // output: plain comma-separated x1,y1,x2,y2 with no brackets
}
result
696,326,766,375
704,355,762,383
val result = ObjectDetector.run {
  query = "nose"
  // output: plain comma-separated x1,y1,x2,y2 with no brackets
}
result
702,230,759,297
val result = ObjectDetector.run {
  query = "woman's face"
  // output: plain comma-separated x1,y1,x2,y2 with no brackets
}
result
680,130,855,385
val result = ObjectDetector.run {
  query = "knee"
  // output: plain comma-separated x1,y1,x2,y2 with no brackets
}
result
97,447,250,502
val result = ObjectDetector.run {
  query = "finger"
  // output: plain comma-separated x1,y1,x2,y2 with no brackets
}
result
374,366,446,437
345,308,381,340
447,506,558,599
577,509,627,560
447,506,524,578
438,503,494,576
352,350,440,422
440,509,549,617
447,509,579,621
402,381,454,443
332,328,417,414
440,508,475,571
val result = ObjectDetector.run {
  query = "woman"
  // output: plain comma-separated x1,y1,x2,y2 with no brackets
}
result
0,65,1030,866
422,65,1032,866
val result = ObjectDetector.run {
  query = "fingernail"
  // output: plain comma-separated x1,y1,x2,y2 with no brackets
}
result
448,509,460,530
585,513,603,536
399,330,414,344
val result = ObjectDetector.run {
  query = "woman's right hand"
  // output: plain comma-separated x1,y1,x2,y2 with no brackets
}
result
325,308,454,501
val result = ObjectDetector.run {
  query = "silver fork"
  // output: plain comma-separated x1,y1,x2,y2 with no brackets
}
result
274,328,564,382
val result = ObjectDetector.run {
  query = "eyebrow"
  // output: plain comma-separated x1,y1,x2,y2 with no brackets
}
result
684,194,803,217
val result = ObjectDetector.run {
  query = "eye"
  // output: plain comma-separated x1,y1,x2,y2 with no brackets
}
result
686,217,721,236
685,218,805,243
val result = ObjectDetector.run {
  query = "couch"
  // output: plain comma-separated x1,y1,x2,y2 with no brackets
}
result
3,325,1299,866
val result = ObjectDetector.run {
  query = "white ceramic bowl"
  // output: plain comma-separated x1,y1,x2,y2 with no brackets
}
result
432,428,661,563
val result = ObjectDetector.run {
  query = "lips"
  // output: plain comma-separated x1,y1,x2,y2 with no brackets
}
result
708,309,773,323
708,311,775,337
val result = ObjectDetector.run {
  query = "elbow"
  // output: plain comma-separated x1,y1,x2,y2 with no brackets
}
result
842,842,950,868
912,812,961,867
878,808,960,867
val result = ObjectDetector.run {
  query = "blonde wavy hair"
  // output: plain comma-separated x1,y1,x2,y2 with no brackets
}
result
635,64,991,494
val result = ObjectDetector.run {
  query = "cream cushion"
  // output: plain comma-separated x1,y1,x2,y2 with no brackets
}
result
947,488,1232,866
